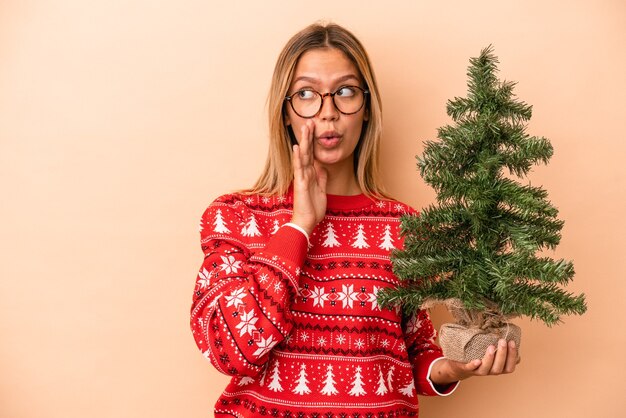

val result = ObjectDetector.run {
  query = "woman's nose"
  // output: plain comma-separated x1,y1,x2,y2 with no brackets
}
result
318,93,339,120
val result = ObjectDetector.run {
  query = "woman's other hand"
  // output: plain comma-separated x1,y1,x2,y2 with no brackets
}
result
429,339,519,385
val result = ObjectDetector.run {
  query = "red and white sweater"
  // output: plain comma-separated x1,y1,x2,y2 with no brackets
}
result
190,189,458,418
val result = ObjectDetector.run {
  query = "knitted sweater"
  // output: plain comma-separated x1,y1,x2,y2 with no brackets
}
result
190,190,458,418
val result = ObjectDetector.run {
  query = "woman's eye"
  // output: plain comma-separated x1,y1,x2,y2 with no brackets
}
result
336,87,356,97
296,90,316,100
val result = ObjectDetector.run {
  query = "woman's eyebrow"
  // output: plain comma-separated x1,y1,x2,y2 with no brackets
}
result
292,74,361,85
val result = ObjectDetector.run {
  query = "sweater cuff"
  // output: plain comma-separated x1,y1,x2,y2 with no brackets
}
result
249,225,308,291
283,222,310,246
414,353,460,396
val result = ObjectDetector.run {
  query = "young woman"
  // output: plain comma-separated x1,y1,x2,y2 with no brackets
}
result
191,23,517,418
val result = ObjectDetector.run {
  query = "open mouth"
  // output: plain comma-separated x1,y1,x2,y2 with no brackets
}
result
317,131,342,148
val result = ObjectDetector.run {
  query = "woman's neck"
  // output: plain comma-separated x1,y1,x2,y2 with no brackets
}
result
320,160,361,196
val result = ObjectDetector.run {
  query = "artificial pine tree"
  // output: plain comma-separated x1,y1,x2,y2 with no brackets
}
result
378,46,587,362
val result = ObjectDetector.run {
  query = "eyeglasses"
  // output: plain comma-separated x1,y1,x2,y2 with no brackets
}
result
284,85,369,119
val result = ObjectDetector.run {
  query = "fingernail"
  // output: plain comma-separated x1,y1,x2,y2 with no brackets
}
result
488,345,496,354
499,339,506,348
509,340,516,348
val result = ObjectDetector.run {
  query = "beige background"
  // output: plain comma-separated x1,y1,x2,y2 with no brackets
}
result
1,0,625,417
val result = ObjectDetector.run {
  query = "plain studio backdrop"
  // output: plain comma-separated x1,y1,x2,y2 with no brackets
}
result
1,1,625,417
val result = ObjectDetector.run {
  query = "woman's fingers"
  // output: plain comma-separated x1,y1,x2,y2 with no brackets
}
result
475,345,496,375
452,340,519,381
473,339,517,377
465,359,482,371
313,160,328,194
489,339,508,374
299,121,314,168
292,144,302,175
504,340,518,373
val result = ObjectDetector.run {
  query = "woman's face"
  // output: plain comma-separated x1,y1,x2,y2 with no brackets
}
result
285,48,368,171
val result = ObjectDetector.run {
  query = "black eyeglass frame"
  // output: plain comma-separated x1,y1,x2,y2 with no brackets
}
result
284,85,370,119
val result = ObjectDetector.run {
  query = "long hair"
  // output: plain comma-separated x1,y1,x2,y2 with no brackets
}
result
250,22,387,198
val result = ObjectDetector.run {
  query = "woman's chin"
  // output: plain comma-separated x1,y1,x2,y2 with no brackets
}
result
314,155,347,169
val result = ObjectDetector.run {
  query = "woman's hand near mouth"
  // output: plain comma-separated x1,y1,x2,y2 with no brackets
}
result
291,121,328,235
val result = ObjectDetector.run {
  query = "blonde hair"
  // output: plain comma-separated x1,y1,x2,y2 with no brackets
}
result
250,22,387,198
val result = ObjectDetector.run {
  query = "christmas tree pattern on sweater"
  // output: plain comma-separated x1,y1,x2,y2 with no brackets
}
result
191,191,458,418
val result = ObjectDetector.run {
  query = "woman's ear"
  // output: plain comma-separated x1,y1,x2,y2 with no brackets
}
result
363,107,369,122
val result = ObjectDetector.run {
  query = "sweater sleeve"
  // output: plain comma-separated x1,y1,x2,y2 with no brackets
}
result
190,196,307,377
403,309,459,396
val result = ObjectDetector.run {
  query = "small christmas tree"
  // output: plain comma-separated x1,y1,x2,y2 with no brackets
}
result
241,214,261,237
213,209,231,233
386,365,395,391
352,224,370,249
348,366,366,396
379,225,395,251
398,379,415,398
292,363,311,395
322,222,341,247
375,366,388,395
267,361,283,392
378,46,586,361
320,365,338,395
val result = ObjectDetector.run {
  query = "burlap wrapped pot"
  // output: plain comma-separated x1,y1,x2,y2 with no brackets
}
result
439,322,521,363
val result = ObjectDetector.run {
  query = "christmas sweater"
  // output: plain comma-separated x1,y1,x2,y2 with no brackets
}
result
190,189,459,418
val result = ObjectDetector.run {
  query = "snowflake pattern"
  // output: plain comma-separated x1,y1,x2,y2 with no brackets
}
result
253,335,277,358
219,255,242,274
354,338,365,350
337,284,359,309
299,284,382,311
225,287,246,308
258,273,269,284
235,309,258,336
311,286,327,308
317,336,327,347
197,267,211,289
335,334,346,345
